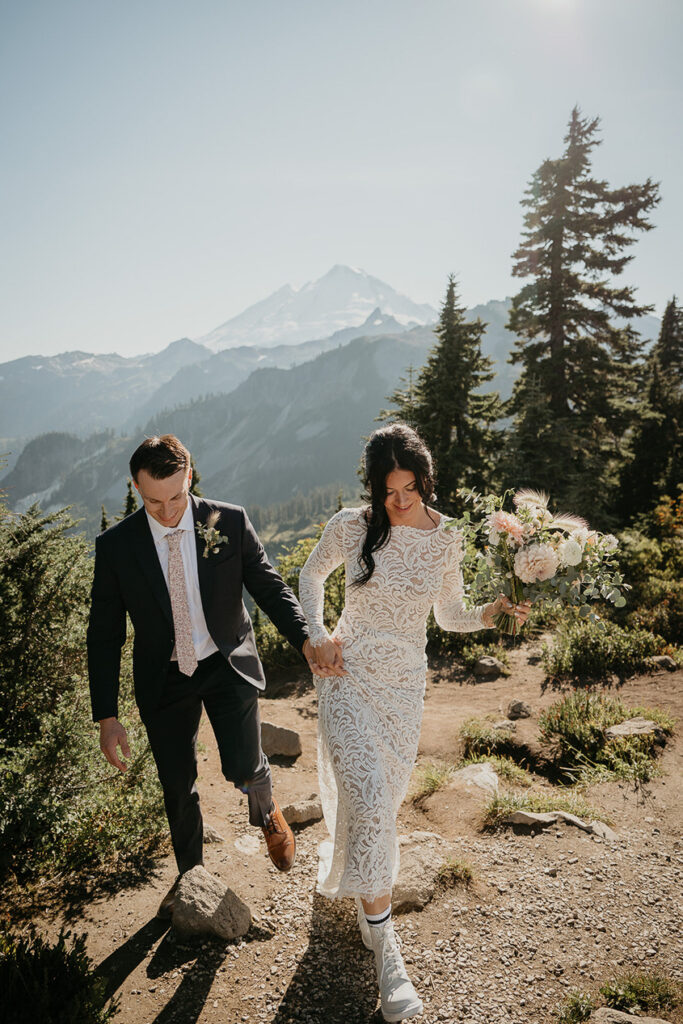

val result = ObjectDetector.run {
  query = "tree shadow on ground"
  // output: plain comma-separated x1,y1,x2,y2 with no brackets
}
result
272,892,381,1024
94,917,170,1003
3,850,168,926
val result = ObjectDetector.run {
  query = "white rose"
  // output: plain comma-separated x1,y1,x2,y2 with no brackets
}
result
558,537,583,566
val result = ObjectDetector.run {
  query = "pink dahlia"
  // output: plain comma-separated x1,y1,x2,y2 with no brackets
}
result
514,543,559,583
488,510,525,545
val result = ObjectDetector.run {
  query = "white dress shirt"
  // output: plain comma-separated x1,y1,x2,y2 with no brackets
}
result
145,500,219,662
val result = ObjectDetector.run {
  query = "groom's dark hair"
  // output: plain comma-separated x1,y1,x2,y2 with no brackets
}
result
130,434,191,481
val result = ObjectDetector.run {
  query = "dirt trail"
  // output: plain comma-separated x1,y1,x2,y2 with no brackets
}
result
41,647,683,1024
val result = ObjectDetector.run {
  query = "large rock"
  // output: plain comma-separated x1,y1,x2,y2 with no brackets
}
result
448,762,499,797
605,717,664,740
260,722,302,758
506,699,532,720
502,809,617,841
173,865,251,939
281,794,323,826
591,1008,673,1023
472,655,506,680
393,830,449,913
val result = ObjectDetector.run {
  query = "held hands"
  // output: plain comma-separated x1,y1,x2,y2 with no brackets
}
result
303,637,346,677
99,717,131,773
483,593,532,629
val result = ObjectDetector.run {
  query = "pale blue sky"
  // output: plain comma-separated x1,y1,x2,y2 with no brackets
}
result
1,0,681,360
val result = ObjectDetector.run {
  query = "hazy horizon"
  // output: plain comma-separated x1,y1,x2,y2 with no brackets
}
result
1,0,681,362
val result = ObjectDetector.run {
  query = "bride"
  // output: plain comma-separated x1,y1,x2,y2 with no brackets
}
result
298,423,530,1022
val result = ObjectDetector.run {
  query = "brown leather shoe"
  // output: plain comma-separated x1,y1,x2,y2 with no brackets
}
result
262,799,296,871
156,875,181,919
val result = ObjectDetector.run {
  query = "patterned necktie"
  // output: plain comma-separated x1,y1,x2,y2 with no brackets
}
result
166,530,198,677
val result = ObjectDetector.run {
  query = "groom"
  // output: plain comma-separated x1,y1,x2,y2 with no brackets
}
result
88,433,315,917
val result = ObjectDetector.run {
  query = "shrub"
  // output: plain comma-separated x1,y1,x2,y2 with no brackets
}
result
555,990,593,1024
0,506,166,895
538,691,674,782
599,970,681,1015
459,718,518,759
541,617,671,681
0,926,118,1024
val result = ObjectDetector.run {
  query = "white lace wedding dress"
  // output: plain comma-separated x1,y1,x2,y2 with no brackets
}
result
298,506,489,902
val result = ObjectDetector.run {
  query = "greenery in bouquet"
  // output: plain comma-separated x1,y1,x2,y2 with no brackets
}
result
445,488,630,634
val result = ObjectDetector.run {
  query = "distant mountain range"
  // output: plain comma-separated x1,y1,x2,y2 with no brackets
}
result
0,264,662,534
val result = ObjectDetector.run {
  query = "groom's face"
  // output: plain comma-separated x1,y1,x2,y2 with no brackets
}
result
134,467,191,528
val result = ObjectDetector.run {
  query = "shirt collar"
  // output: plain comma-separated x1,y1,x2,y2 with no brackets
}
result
146,498,194,545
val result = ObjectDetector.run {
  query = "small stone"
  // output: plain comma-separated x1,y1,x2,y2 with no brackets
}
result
449,762,499,796
492,718,516,732
605,717,664,740
203,824,225,844
393,831,449,912
648,654,677,671
506,699,532,719
473,655,506,680
234,835,261,856
260,722,302,758
281,795,323,826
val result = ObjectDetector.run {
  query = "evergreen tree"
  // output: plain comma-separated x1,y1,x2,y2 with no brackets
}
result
189,454,203,497
383,277,502,514
116,478,139,521
99,505,109,533
379,365,419,427
620,296,683,516
505,107,660,520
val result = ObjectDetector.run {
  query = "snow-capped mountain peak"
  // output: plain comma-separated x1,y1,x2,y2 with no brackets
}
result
195,265,437,351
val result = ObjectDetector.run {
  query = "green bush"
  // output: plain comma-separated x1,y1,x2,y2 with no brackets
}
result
556,990,593,1023
599,970,681,1015
538,691,674,781
0,926,118,1024
0,506,165,893
612,511,683,644
459,718,518,759
541,617,671,681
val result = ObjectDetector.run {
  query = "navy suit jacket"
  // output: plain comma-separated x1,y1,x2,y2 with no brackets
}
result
87,494,309,722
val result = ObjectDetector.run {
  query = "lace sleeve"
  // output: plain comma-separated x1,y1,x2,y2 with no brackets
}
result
298,510,347,646
433,530,489,632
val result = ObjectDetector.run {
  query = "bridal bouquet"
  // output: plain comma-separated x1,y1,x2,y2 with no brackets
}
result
446,488,629,635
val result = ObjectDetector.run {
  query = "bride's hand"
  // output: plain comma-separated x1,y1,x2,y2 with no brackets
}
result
483,593,532,628
309,637,346,677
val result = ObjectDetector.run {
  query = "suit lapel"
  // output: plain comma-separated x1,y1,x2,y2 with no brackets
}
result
191,494,213,611
130,508,174,625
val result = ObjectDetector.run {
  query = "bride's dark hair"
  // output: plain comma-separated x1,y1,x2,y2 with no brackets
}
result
353,423,436,587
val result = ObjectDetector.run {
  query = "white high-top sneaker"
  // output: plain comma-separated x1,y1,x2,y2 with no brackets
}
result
355,896,372,950
369,918,423,1022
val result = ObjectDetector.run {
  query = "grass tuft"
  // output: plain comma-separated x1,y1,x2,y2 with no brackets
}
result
599,970,682,1015
410,760,454,802
483,789,610,829
555,990,593,1024
437,857,474,887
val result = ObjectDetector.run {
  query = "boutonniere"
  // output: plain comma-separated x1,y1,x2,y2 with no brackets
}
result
195,510,229,558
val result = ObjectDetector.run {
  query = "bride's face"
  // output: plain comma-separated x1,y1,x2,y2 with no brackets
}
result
384,468,421,524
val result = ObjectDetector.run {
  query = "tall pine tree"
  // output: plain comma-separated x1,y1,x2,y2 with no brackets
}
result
505,107,660,521
384,276,502,514
116,478,139,520
620,296,683,516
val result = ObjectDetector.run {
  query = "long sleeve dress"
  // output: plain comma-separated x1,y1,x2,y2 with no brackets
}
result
298,506,489,902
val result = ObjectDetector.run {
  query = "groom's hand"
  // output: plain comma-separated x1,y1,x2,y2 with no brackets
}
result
99,717,131,773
